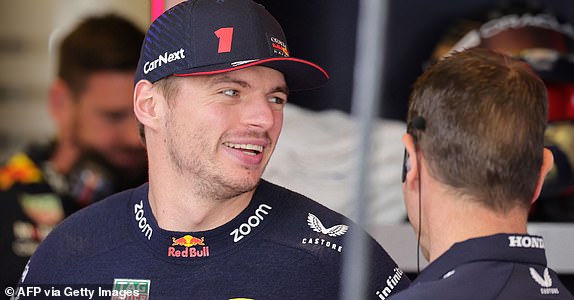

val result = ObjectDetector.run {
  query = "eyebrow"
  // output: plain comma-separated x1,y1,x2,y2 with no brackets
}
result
208,74,290,96
272,85,290,96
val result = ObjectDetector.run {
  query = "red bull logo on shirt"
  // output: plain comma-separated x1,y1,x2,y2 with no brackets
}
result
168,235,209,258
172,235,204,247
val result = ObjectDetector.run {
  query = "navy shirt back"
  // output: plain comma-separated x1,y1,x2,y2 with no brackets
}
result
389,234,574,300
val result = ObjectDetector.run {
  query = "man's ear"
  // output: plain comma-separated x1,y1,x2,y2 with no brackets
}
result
402,133,419,188
531,148,555,204
134,80,160,131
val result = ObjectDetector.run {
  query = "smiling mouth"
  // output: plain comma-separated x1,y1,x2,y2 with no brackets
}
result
223,142,264,156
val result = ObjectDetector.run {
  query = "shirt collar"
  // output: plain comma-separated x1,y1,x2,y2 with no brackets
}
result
128,181,280,262
414,233,548,282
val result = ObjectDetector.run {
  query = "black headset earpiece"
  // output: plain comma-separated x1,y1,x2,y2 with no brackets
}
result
410,116,426,132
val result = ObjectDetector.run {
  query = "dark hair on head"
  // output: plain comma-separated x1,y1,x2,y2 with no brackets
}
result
58,14,145,97
408,48,548,213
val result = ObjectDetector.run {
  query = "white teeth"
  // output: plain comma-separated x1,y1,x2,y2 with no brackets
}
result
224,142,263,153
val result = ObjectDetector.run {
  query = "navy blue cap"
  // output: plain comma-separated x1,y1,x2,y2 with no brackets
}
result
135,0,329,91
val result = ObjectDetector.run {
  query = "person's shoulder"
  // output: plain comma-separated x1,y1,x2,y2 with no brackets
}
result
61,186,136,227
442,259,574,299
259,180,395,256
257,180,353,250
21,186,142,283
259,180,411,298
0,151,45,192
387,282,451,300
498,263,574,299
388,264,496,300
0,150,53,225
392,259,574,300
259,180,350,232
42,187,134,241
429,261,513,298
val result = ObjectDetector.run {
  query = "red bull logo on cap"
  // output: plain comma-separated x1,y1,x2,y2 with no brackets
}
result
168,235,210,258
270,37,289,57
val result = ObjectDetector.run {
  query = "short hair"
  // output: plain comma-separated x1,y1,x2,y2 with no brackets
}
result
408,48,548,212
58,14,144,97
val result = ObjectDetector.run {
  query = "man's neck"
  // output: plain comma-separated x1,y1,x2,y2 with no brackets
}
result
49,141,80,175
147,174,255,233
426,194,528,262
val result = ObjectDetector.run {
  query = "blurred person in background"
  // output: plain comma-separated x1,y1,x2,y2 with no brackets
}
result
427,1,574,222
0,14,147,287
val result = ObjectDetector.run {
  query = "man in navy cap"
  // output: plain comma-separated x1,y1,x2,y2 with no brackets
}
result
18,1,409,299
391,48,573,299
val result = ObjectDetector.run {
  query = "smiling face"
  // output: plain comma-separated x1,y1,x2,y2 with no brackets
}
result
159,66,288,200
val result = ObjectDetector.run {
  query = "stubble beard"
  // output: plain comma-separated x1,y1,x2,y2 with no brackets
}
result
166,123,260,202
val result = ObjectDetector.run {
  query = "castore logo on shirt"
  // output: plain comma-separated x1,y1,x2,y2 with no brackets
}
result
530,267,560,295
301,213,347,253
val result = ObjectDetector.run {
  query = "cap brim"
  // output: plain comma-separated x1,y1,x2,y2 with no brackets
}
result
173,57,329,91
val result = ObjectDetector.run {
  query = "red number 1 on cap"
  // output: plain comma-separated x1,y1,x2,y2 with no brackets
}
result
215,27,234,53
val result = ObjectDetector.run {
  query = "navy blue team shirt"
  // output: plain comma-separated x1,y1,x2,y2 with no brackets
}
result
389,233,574,299
18,180,409,299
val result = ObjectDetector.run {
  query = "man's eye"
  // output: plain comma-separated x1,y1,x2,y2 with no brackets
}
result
221,89,239,97
270,96,286,105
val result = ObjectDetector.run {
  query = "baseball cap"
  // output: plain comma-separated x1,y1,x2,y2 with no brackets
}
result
135,0,329,91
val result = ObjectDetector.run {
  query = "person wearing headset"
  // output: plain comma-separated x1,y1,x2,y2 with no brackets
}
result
0,14,147,287
390,48,574,299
